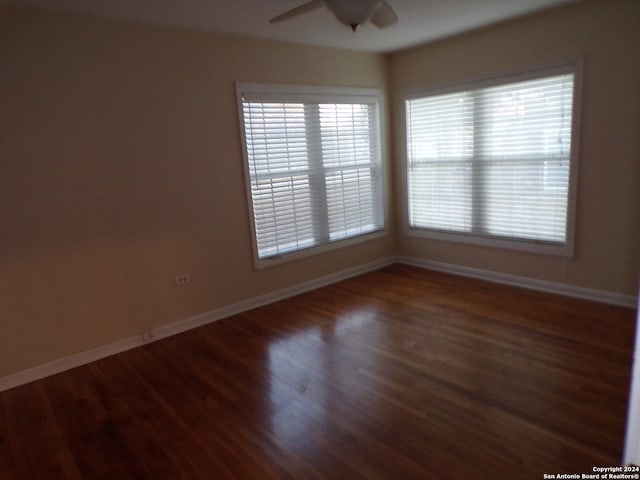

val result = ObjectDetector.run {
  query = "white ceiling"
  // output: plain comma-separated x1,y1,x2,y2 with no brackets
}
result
9,0,577,53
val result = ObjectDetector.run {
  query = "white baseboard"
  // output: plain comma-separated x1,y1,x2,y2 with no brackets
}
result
0,256,395,392
397,256,638,308
2,255,634,392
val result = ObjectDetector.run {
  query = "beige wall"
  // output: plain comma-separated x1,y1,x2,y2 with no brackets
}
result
389,0,640,296
1,0,639,380
0,7,391,376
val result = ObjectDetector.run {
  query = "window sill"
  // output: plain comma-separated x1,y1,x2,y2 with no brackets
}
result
405,227,573,258
253,229,388,270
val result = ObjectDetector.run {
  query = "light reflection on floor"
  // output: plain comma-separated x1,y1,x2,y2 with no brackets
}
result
266,307,380,447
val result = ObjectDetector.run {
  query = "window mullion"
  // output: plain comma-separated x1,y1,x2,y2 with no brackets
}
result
304,103,330,244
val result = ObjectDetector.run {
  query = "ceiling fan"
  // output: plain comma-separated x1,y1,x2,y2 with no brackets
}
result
270,0,398,32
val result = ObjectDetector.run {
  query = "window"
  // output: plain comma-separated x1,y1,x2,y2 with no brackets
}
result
237,84,385,265
405,65,578,255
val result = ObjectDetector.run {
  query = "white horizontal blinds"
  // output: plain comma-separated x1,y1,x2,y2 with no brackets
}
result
406,92,474,232
406,71,574,245
243,102,317,257
480,74,574,242
318,103,383,240
241,90,383,259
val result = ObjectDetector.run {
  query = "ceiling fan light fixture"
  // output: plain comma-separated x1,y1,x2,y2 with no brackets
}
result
269,0,397,32
326,0,379,31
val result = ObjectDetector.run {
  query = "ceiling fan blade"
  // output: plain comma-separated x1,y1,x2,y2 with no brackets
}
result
370,1,397,28
270,0,325,24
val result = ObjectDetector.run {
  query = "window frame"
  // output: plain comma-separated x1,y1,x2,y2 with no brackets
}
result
400,62,583,257
236,82,388,269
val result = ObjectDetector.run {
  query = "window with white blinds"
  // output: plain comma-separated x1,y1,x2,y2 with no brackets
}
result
405,66,578,255
237,84,385,264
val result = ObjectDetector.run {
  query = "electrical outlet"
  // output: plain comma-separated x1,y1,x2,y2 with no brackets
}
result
175,274,191,285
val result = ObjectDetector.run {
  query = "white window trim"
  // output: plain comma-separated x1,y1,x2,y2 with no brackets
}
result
236,82,388,269
400,61,583,258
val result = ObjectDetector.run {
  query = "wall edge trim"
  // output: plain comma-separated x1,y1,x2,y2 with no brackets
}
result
0,256,395,392
397,256,637,308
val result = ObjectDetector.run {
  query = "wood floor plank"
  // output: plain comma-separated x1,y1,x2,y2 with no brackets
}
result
1,265,636,478
46,368,152,480
0,389,19,479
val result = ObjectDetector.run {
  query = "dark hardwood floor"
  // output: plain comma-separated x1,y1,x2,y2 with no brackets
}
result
1,264,637,479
